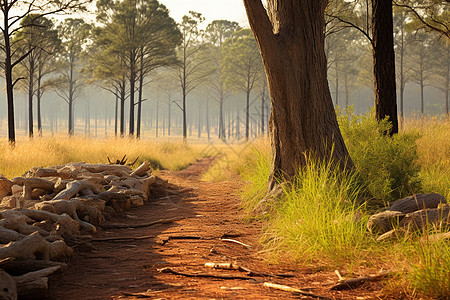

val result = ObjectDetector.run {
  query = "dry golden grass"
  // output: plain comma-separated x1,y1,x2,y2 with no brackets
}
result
0,136,213,178
403,117,450,199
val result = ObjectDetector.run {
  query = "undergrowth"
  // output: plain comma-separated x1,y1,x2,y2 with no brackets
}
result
203,112,449,298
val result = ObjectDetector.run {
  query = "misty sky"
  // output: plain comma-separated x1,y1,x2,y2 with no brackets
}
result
160,0,249,25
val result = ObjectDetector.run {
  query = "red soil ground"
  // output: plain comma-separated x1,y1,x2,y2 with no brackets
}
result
48,157,409,299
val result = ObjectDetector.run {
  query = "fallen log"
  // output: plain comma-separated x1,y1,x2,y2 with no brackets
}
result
10,177,55,192
130,161,150,177
14,266,61,300
386,193,447,214
0,176,13,199
399,205,450,230
263,282,330,299
330,272,393,290
0,269,17,300
52,180,100,201
0,232,73,261
0,259,67,276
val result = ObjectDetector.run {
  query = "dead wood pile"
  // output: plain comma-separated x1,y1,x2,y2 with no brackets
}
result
0,161,166,299
367,193,449,241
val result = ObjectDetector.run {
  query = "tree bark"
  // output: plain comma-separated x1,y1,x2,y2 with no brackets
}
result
244,0,353,188
372,0,398,134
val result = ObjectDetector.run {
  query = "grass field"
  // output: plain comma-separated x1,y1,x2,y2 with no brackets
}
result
0,136,214,178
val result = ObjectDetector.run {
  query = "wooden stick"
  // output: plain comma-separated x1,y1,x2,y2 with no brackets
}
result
100,216,184,229
158,267,255,281
205,262,295,278
121,291,152,298
220,238,251,248
93,234,155,242
335,270,344,281
330,272,393,290
263,282,330,299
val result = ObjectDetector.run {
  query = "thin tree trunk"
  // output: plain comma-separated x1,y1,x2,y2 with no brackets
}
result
28,58,34,138
37,70,42,137
206,100,210,141
136,51,144,139
129,53,136,136
245,89,250,140
335,61,339,106
156,100,159,138
115,94,118,136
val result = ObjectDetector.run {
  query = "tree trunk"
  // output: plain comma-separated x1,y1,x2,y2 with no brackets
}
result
136,51,144,139
372,0,398,134
245,89,250,140
120,79,126,137
219,94,226,140
243,0,353,189
4,21,16,144
129,53,136,136
206,100,210,141
168,96,171,136
335,60,339,106
37,70,42,137
156,100,159,138
115,94,118,136
182,90,187,142
28,58,35,138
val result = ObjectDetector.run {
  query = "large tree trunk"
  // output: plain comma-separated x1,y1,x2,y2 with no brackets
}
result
372,0,398,134
243,0,353,189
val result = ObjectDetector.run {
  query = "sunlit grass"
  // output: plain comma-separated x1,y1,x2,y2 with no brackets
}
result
0,136,212,178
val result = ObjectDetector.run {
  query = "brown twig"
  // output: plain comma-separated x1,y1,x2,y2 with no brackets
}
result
205,262,294,278
263,282,331,299
158,267,256,281
100,217,184,229
220,238,251,248
93,235,155,242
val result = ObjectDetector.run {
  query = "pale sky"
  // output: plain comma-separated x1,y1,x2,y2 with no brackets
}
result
159,0,249,26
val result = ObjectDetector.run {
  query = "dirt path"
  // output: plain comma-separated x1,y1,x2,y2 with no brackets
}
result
49,157,385,300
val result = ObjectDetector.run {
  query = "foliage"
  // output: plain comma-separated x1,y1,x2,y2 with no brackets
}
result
338,109,421,204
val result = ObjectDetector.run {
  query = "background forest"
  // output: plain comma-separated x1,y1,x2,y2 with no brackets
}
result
0,0,448,141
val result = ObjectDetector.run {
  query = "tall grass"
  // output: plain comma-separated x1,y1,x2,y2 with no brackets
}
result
0,136,210,178
264,158,370,267
408,238,450,299
213,113,449,297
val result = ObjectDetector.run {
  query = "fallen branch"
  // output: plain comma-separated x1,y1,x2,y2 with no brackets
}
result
205,262,295,278
263,282,330,299
121,291,152,298
93,234,155,242
158,267,255,281
100,216,184,229
330,272,393,290
220,238,251,248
